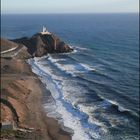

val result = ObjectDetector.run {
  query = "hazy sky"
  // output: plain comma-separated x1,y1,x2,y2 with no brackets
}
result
1,0,139,14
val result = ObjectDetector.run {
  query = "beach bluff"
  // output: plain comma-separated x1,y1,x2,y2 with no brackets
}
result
0,29,73,140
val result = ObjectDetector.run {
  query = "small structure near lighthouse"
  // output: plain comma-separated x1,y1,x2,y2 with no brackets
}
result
40,26,51,35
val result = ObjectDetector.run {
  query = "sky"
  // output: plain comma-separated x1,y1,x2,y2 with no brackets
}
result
1,0,139,14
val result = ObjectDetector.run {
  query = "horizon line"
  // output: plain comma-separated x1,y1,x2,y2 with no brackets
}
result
1,12,139,15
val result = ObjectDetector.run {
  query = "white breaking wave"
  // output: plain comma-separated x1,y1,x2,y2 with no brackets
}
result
27,58,104,140
28,53,133,140
47,55,96,77
97,94,137,117
28,55,135,140
71,45,91,51
80,63,96,71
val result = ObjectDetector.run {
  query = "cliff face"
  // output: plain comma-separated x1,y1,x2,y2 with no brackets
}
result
13,33,73,57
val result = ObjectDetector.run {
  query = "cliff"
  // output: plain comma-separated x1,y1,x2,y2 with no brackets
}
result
13,33,73,57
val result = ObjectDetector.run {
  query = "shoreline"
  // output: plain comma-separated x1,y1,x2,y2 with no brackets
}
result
26,59,73,139
27,56,92,140
26,60,73,140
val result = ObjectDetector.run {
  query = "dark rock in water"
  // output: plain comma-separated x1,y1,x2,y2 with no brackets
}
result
13,33,73,57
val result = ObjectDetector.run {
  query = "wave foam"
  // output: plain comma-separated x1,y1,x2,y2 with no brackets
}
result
97,94,137,117
28,58,99,140
28,55,136,140
48,55,96,77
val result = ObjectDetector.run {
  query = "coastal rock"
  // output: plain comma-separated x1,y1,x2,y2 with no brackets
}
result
13,33,73,57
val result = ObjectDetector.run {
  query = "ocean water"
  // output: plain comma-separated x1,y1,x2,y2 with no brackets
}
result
1,14,139,140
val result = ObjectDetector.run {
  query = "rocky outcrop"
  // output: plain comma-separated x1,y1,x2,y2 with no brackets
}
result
13,33,73,57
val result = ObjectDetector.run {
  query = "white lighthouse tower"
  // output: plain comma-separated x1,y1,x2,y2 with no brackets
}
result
43,26,46,32
41,26,51,35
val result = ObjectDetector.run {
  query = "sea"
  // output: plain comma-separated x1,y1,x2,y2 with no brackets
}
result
1,13,139,140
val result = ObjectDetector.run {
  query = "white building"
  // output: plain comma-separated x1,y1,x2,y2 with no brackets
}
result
40,26,51,35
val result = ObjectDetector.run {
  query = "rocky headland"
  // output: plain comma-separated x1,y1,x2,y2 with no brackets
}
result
0,32,73,140
13,33,73,57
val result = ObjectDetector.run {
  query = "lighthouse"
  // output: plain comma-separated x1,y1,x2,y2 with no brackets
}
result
43,26,47,32
41,26,51,35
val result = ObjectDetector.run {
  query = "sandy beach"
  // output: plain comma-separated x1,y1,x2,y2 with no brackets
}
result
1,58,71,140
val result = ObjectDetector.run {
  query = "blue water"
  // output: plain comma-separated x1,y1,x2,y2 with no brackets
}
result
1,14,139,140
